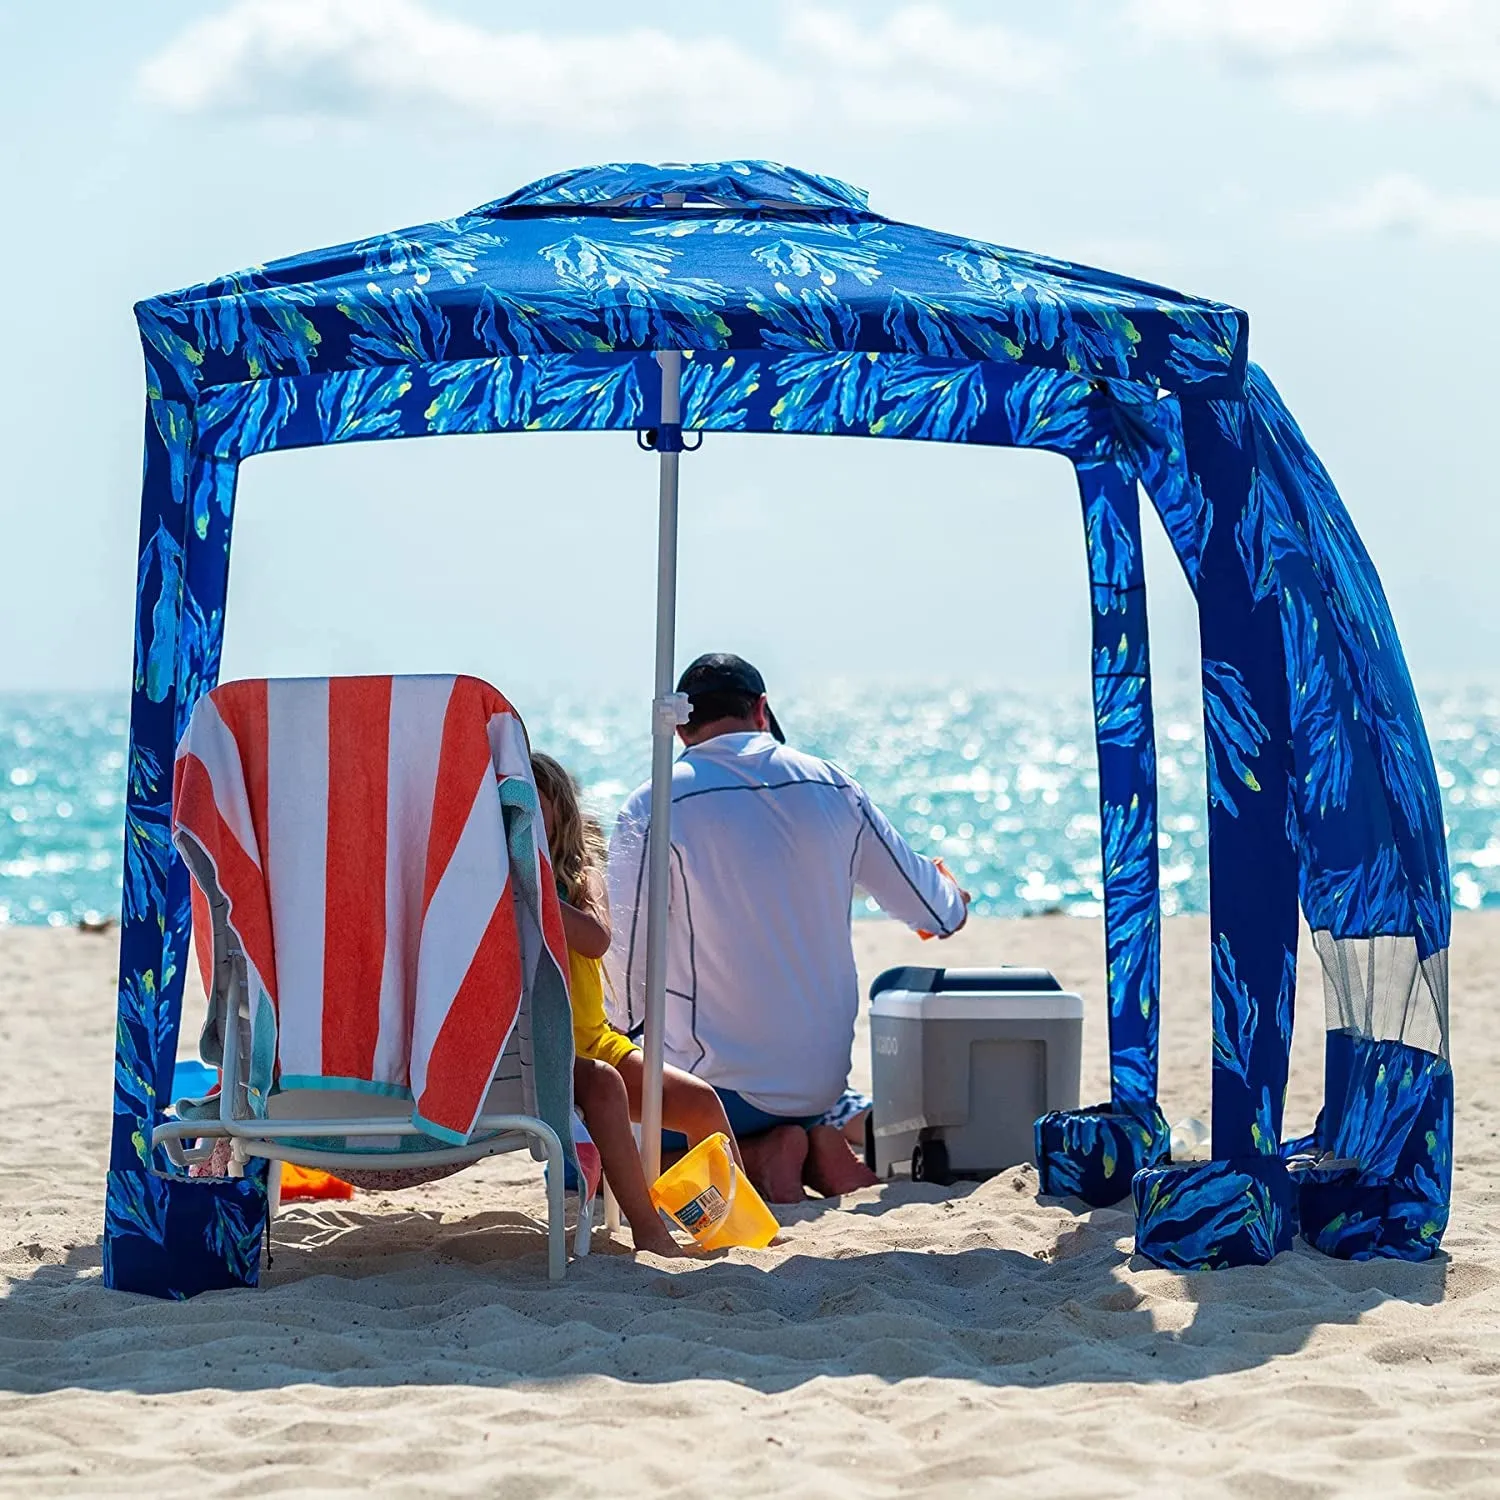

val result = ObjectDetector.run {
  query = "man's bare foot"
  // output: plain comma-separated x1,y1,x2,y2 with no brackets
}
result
740,1124,809,1203
804,1124,880,1196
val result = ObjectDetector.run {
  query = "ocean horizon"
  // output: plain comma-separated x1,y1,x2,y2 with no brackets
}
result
3,681,1496,928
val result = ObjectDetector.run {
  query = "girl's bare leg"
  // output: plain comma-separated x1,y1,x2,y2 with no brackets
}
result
615,1051,744,1169
572,1058,685,1257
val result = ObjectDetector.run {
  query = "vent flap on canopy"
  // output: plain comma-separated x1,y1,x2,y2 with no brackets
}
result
473,160,871,218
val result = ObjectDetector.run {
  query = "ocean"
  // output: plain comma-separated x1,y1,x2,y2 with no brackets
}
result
3,684,1497,927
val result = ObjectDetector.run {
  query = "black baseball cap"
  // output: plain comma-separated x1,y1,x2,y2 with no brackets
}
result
676,652,785,742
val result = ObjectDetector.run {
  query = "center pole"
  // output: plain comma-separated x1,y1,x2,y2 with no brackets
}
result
639,347,684,1184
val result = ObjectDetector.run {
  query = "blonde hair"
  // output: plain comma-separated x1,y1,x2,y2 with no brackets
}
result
530,752,606,910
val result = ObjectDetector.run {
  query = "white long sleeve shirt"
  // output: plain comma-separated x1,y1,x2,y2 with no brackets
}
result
604,731,967,1117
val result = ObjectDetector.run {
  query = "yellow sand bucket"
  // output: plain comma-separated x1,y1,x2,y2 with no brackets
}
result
650,1132,778,1251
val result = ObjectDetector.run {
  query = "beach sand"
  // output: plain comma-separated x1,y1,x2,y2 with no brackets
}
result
1,914,1497,1497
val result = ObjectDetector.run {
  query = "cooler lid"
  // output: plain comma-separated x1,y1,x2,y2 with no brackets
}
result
869,965,1063,997
868,966,1081,1022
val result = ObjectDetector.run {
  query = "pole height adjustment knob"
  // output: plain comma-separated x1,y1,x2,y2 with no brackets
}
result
654,692,691,732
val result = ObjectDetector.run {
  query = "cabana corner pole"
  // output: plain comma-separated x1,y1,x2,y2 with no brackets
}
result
640,346,685,1183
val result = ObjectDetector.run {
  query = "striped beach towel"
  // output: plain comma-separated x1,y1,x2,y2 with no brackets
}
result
172,674,572,1147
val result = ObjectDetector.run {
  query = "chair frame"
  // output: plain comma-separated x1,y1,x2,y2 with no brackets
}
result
151,959,591,1281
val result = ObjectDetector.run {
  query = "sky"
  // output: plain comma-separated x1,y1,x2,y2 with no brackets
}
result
2,0,1498,704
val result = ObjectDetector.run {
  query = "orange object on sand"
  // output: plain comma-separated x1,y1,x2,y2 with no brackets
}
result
278,1163,355,1201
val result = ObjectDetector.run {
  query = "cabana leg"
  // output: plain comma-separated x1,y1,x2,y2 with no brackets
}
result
1133,392,1301,1270
1034,453,1170,1206
106,413,271,1299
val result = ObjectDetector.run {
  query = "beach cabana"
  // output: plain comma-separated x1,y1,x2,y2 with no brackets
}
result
107,161,1452,1297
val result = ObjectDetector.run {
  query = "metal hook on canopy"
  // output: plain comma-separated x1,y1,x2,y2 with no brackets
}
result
636,426,703,453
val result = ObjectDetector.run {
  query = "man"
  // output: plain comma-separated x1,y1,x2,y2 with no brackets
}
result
606,653,969,1202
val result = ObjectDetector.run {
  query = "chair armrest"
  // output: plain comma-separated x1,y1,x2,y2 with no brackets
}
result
152,1119,230,1171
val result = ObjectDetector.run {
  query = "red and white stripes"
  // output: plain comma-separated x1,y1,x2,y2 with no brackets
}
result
172,674,568,1143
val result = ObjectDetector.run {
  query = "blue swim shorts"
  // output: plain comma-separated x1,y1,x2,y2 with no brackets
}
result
661,1086,870,1151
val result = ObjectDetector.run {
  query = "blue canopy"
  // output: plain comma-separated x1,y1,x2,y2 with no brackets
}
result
142,159,1247,405
108,161,1451,1297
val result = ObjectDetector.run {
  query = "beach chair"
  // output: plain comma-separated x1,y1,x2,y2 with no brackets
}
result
150,674,595,1280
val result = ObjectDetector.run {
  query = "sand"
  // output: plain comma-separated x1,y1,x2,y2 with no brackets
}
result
1,913,1498,1497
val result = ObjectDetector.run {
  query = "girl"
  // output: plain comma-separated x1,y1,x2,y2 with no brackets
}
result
530,754,742,1253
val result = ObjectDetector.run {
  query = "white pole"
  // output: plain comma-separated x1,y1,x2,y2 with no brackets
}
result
639,346,684,1184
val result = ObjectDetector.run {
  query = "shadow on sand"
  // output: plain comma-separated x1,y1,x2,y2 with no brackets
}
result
1,1186,1450,1398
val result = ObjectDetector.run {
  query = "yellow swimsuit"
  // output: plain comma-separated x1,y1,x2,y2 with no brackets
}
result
568,947,639,1069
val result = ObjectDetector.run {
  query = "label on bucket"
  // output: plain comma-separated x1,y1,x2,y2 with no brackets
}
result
674,1184,728,1235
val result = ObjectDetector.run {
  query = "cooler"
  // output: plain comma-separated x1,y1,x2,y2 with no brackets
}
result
867,966,1083,1183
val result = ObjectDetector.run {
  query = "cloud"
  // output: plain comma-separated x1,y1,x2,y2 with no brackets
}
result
786,5,1060,125
137,0,1065,134
1308,174,1500,244
1127,0,1500,113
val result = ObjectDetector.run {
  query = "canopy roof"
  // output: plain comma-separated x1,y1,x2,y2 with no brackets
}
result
139,159,1247,401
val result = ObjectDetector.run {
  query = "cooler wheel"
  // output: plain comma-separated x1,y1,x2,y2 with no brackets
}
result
911,1138,951,1185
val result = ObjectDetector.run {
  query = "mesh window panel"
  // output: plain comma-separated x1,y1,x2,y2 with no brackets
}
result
1313,931,1449,1060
